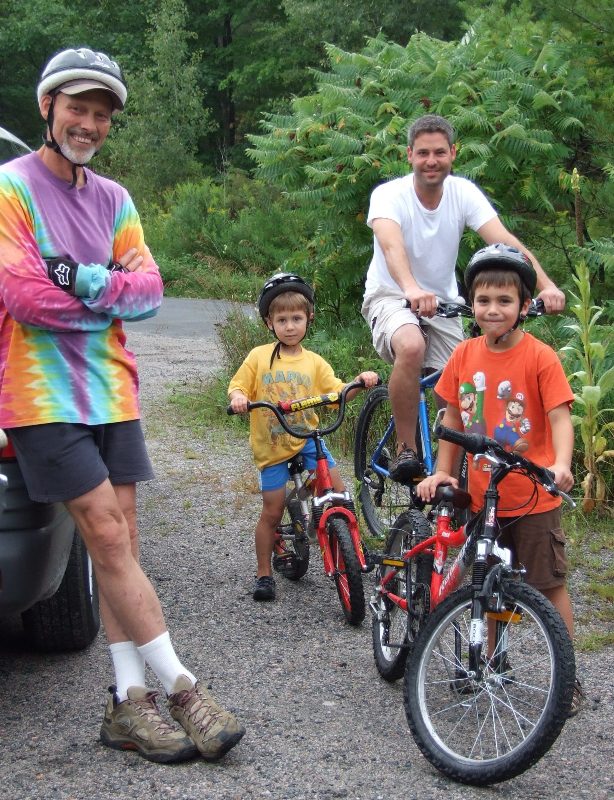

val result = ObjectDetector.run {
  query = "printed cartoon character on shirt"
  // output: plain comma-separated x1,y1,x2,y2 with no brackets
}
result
263,369,316,445
459,371,486,435
493,381,531,454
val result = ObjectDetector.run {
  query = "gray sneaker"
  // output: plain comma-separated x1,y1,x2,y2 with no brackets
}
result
100,685,198,763
168,675,245,761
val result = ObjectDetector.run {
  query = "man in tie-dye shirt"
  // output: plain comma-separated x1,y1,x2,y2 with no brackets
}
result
0,48,244,764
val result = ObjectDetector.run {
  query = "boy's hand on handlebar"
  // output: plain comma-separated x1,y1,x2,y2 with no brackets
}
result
416,471,458,502
548,462,574,493
355,371,380,389
536,285,565,314
229,391,249,414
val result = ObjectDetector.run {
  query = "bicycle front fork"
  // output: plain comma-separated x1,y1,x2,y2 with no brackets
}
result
465,540,516,677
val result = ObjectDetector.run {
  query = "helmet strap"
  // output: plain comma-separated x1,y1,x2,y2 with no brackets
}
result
267,317,311,368
493,312,526,345
42,92,93,189
269,341,283,369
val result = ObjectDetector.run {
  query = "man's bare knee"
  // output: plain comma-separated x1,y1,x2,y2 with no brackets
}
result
391,326,425,368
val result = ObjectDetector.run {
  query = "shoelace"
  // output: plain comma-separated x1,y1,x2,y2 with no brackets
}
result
130,691,179,733
174,686,225,733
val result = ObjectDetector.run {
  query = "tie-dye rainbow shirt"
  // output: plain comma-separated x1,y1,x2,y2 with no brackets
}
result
0,152,163,428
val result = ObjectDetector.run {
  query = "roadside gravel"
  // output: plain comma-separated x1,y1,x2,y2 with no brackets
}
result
0,298,612,800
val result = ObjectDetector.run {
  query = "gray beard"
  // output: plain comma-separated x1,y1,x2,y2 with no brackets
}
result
59,139,97,165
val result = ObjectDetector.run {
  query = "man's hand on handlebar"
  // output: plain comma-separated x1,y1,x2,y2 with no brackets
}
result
536,285,565,314
404,288,438,318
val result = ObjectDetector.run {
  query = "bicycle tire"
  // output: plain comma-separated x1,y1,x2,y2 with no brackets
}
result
354,386,413,538
372,510,433,681
403,582,575,785
273,498,310,581
327,515,366,625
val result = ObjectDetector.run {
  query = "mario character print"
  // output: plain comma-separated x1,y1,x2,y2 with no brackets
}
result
493,380,531,454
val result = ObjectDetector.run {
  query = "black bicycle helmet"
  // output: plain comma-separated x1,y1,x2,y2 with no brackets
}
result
37,48,127,110
257,273,315,321
465,244,537,297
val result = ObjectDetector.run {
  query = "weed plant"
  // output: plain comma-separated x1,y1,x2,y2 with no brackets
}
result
155,253,262,300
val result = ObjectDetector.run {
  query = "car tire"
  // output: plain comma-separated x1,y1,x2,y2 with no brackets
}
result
22,527,100,651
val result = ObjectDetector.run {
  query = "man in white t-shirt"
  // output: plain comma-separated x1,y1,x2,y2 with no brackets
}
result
361,114,565,482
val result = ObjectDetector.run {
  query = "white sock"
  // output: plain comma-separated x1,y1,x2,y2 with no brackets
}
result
109,641,146,701
137,631,197,695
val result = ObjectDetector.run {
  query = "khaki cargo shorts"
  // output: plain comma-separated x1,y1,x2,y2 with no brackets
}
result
361,285,464,369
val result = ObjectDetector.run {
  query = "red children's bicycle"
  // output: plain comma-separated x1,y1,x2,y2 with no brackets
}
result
370,424,576,785
228,380,371,625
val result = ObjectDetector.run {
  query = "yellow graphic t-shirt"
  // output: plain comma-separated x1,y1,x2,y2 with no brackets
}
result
228,344,345,470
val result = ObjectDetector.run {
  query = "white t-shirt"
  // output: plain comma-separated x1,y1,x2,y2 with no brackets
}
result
364,174,497,302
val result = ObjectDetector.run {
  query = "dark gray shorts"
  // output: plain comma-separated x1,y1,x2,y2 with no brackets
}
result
7,420,154,503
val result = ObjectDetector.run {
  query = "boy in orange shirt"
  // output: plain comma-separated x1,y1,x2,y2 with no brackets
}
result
417,243,583,715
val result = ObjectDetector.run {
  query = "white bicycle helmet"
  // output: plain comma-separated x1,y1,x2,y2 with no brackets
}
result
37,48,127,110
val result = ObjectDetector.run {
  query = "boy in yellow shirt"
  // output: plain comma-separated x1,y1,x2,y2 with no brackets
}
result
229,273,378,600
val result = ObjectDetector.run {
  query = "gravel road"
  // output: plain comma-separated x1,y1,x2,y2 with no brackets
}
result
0,298,612,800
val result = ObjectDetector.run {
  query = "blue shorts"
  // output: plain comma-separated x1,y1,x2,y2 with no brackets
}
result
259,438,336,492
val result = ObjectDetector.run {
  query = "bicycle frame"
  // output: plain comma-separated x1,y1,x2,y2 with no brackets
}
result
376,499,471,616
369,370,441,484
230,381,371,577
374,418,576,665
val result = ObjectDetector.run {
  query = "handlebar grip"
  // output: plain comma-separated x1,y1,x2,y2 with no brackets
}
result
227,403,252,415
434,424,498,455
527,298,545,317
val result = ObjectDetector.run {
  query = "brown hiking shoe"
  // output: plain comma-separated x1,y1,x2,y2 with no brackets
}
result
100,685,198,763
168,675,245,761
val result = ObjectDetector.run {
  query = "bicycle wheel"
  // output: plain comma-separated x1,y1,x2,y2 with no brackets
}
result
273,498,310,581
354,386,413,538
372,510,433,681
404,582,575,785
327,515,365,625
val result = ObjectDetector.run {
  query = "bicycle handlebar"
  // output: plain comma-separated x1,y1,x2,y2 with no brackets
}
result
404,298,545,319
434,423,575,508
227,379,379,438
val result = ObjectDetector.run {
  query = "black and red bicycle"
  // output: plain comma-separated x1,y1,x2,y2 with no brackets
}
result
229,380,371,625
370,424,576,785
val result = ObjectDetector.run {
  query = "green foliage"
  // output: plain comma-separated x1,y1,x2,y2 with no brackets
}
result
155,254,262,301
248,14,597,306
565,508,614,649
143,170,322,274
101,0,210,205
560,261,614,513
